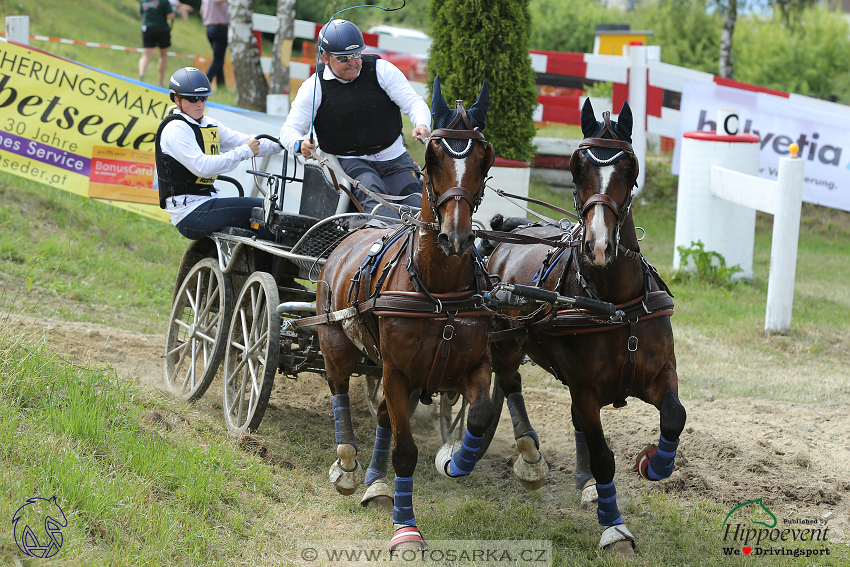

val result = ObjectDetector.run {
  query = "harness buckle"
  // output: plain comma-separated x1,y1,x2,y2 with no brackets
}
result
442,324,455,340
627,335,638,352
434,298,443,313
367,239,384,257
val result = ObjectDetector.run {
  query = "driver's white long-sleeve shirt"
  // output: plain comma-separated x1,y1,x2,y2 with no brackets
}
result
279,59,430,162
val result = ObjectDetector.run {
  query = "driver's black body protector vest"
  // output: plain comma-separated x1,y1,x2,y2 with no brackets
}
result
313,54,403,157
156,114,220,209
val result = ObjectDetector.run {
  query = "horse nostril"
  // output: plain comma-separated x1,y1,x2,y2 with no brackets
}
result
584,240,594,256
438,233,450,248
464,234,476,249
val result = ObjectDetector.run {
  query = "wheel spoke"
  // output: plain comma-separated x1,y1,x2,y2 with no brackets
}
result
166,338,188,359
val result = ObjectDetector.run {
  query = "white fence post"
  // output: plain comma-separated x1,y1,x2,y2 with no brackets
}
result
706,150,805,334
764,157,804,334
5,16,29,45
628,46,648,191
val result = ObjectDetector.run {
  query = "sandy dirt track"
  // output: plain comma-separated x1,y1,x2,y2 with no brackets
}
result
9,313,849,545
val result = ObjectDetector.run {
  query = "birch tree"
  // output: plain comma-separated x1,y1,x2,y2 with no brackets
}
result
229,0,268,110
269,0,295,94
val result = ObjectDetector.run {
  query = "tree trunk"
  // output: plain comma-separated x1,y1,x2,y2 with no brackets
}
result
269,0,295,94
719,0,737,79
229,0,268,111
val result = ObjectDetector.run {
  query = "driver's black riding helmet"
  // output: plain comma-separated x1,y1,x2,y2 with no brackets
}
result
168,67,213,102
318,19,365,55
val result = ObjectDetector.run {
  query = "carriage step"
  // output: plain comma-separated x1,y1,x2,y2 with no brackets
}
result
277,301,317,314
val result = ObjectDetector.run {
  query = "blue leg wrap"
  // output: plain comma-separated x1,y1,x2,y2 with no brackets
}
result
506,392,539,449
596,481,623,526
392,476,416,526
574,430,594,490
647,434,679,480
365,426,392,486
332,394,358,452
448,430,484,477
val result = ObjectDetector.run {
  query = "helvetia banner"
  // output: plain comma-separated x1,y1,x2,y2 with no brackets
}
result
0,40,169,221
673,80,850,213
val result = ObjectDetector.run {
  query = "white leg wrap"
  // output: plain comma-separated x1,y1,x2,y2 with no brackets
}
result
435,440,463,478
579,478,598,508
599,524,636,549
329,456,364,496
513,436,549,490
360,479,394,507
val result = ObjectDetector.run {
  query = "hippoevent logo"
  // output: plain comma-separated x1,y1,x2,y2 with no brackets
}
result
721,498,831,558
11,495,68,559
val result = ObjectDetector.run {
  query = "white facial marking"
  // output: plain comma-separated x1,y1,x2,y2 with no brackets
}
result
590,165,615,264
453,157,467,187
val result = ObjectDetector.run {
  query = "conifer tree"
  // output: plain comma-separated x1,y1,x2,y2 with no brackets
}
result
427,0,537,161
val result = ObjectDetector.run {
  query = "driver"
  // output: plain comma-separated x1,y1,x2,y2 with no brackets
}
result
279,19,431,218
156,66,281,240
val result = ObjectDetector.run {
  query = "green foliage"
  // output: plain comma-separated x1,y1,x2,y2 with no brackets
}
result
641,159,679,204
734,6,850,101
674,240,743,287
631,0,722,73
583,81,613,99
427,0,537,161
528,0,617,53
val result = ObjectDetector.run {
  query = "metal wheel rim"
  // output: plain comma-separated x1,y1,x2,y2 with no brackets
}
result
163,258,231,401
222,272,280,435
439,391,468,442
439,378,505,454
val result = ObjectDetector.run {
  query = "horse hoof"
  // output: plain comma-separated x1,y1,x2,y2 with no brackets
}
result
361,480,393,513
390,525,427,552
329,458,364,495
599,525,636,560
513,451,549,491
579,479,598,508
605,540,637,559
635,444,658,480
435,440,463,478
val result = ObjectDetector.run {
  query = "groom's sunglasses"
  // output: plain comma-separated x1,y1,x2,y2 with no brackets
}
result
183,96,208,103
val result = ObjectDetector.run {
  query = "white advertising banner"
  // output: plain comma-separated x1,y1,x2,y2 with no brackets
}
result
672,81,850,213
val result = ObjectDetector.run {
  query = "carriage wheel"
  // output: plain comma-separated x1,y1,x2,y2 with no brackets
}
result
222,272,280,436
363,375,420,423
439,379,505,458
163,258,233,402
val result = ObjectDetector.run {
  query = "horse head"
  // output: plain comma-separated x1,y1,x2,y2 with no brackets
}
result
570,98,639,265
426,76,495,257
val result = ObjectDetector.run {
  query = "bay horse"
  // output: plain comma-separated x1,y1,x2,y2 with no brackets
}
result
487,99,686,557
316,77,496,551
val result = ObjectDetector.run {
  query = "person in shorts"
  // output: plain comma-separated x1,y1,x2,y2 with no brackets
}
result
138,0,174,87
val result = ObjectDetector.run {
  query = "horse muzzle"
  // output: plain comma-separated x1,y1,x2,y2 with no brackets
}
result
438,230,476,257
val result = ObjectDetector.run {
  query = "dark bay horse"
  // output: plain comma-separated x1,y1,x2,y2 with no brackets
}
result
487,99,686,557
316,77,496,550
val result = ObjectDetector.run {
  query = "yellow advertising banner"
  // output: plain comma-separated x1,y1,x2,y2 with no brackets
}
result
0,41,170,221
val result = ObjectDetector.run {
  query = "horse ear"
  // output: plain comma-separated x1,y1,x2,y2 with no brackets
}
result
467,80,489,131
617,101,633,138
431,75,450,116
581,98,598,138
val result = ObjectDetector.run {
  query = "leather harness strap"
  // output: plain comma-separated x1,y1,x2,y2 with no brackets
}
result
425,311,455,405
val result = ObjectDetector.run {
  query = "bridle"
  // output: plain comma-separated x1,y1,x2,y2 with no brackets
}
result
424,100,495,229
570,111,639,255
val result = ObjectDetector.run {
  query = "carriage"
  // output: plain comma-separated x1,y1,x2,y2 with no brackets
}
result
161,94,683,555
161,136,500,442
